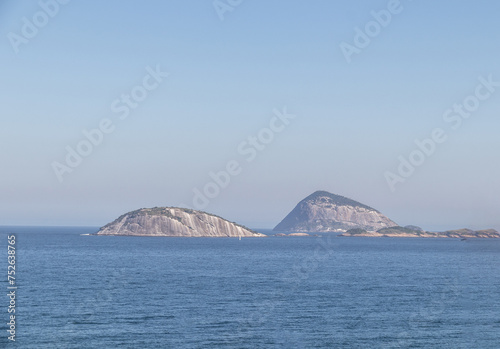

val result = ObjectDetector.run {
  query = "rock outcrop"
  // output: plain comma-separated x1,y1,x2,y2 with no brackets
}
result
273,190,397,232
96,207,266,237
273,232,320,237
340,226,500,238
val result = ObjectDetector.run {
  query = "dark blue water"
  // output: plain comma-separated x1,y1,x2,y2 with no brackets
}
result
1,226,500,348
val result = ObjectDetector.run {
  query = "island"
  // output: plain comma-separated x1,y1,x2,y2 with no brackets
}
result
94,193,500,239
273,190,397,233
273,190,499,238
340,226,500,238
95,207,266,238
274,232,316,237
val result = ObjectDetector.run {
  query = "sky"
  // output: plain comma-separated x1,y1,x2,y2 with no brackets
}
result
1,0,499,231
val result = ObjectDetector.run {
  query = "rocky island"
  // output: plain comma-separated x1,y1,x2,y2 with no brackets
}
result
273,190,397,233
274,232,317,237
273,190,499,238
340,226,500,238
95,193,499,239
96,207,266,238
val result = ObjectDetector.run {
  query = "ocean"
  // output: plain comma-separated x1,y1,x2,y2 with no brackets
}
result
1,226,499,348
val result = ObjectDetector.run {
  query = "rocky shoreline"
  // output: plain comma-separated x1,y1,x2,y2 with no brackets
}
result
340,227,500,238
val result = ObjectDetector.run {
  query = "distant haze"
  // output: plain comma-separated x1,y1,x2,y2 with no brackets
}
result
1,1,499,232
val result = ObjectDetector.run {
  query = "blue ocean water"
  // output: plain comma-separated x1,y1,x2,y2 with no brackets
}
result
1,226,499,348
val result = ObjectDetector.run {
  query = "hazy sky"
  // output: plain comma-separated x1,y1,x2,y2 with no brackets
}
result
1,0,499,230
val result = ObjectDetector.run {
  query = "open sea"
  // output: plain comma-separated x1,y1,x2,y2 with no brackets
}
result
1,226,499,348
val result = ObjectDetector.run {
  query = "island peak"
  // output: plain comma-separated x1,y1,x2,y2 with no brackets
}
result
273,190,397,232
97,207,266,238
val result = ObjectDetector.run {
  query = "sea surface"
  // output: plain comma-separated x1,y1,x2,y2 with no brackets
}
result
1,226,499,348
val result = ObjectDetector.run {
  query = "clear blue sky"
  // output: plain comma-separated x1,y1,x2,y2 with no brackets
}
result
1,0,499,230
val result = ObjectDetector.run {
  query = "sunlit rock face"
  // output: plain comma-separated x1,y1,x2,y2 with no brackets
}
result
273,191,397,233
97,207,266,237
